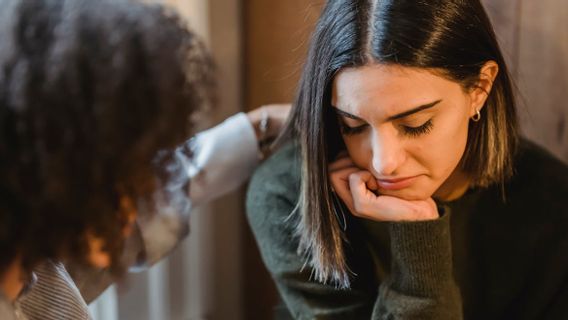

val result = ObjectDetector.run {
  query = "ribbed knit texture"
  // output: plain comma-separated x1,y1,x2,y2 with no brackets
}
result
246,139,568,319
387,213,455,296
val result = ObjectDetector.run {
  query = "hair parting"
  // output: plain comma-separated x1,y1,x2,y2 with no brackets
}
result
280,0,519,287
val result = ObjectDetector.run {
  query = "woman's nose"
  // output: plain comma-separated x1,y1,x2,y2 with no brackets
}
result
371,128,403,177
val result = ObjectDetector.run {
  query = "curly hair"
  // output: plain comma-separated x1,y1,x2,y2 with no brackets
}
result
0,0,214,275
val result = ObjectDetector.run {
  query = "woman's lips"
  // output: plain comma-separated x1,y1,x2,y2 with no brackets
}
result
376,175,419,190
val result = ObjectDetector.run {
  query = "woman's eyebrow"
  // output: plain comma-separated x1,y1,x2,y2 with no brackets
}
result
332,99,442,121
387,100,442,121
332,107,363,121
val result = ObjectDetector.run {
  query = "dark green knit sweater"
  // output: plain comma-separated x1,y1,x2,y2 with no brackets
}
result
246,139,568,320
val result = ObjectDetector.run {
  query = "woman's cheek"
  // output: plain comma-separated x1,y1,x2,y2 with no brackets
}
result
343,135,372,170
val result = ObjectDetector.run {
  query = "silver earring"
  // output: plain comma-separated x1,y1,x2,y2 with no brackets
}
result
471,109,481,122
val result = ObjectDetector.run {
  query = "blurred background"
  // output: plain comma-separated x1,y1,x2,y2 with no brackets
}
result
88,0,567,319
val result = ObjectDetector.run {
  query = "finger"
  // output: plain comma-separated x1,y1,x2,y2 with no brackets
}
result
349,171,375,188
334,184,356,214
348,192,437,222
348,171,379,215
348,172,411,220
367,196,410,220
366,175,379,192
329,171,357,213
330,166,360,185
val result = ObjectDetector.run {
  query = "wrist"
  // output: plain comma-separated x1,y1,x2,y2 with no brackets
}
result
407,197,440,221
246,107,271,159
246,108,263,141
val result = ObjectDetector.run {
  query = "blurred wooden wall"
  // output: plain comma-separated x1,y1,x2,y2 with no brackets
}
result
483,0,568,162
242,1,324,319
242,1,568,319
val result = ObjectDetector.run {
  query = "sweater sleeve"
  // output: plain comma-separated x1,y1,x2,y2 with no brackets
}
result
246,145,462,319
373,211,463,319
246,148,376,319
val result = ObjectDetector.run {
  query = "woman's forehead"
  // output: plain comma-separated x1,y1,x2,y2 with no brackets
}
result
331,64,460,115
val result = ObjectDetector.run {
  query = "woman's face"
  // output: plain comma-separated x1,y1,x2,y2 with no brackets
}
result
331,64,486,201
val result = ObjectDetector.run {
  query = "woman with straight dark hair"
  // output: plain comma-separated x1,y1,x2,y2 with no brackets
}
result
247,0,568,319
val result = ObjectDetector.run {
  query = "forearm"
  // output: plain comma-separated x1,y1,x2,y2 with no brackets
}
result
372,209,462,319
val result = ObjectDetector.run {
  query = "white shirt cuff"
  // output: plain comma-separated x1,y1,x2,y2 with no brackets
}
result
187,112,260,206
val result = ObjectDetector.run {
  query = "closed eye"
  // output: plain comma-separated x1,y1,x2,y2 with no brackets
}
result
339,119,434,137
401,119,433,137
339,121,368,135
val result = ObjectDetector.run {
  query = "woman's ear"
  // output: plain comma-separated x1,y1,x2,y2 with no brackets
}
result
469,61,499,117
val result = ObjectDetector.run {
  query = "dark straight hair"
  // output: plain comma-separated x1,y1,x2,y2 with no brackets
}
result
280,0,519,288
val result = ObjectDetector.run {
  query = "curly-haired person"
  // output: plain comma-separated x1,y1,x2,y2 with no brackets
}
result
0,0,290,319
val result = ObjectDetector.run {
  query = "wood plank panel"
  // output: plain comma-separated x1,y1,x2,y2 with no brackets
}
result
485,0,568,161
516,0,568,161
482,0,522,76
244,1,323,110
243,2,324,319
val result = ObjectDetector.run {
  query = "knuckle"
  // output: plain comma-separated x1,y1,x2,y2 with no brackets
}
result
353,200,366,214
351,210,362,218
348,173,360,184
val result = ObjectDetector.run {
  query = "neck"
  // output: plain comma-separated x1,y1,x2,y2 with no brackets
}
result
1,258,24,302
434,168,471,202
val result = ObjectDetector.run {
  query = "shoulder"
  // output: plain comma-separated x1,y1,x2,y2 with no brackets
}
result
511,138,568,192
245,142,303,272
504,138,568,218
247,141,301,208
246,141,301,229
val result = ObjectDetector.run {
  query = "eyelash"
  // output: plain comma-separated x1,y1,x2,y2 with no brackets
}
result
339,123,367,135
339,119,434,137
402,119,434,137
